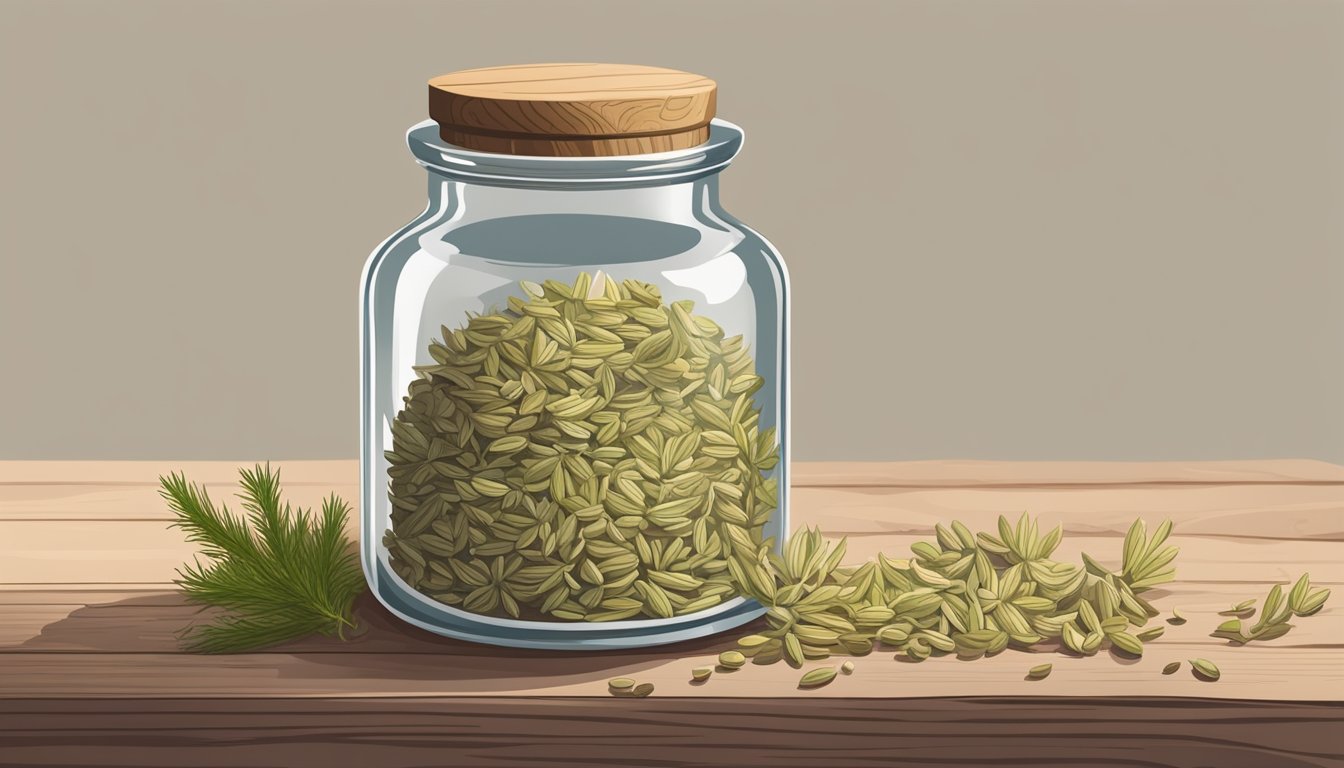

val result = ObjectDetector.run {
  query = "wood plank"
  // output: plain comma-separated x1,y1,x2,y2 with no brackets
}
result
2,520,1336,587
3,459,1341,488
0,482,361,521
833,536,1343,586
3,583,1339,653
792,459,1344,487
2,697,1341,768
0,589,166,606
1,574,1339,702
798,484,1344,540
0,644,1340,701
6,482,1343,545
0,461,357,486
0,583,179,592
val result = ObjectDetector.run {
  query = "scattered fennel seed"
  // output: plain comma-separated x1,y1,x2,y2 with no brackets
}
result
799,667,838,688
1190,659,1220,681
718,651,746,669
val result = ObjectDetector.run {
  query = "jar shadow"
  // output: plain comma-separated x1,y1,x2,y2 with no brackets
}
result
12,592,762,689
279,594,758,684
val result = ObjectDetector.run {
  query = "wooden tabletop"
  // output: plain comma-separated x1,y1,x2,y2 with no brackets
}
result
2,460,1342,767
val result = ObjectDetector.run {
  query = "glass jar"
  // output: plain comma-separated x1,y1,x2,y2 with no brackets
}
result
359,64,789,649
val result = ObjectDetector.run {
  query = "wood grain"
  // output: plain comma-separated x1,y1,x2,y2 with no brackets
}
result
2,523,1335,588
1,697,1340,768
3,641,1340,700
790,459,1344,487
6,459,1340,486
428,63,716,156
0,585,1340,701
1,460,1340,591
9,582,1337,652
7,480,1342,541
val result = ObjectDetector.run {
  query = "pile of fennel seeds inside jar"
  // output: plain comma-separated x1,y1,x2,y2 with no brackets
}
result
383,272,782,621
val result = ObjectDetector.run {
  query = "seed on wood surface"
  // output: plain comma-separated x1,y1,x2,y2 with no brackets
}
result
718,650,746,669
798,667,838,688
1190,658,1221,681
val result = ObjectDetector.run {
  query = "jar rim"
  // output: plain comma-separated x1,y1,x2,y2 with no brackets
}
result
406,118,744,189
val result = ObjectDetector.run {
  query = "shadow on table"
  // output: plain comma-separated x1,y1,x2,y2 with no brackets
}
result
14,592,755,685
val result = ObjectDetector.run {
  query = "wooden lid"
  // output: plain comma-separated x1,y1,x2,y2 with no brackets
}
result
428,63,717,157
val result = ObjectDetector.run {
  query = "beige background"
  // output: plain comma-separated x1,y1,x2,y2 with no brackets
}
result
0,0,1340,462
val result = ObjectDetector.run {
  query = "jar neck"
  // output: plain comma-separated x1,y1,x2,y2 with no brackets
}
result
405,119,744,192
424,174,724,224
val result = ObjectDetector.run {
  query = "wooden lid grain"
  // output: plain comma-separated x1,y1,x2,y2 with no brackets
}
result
428,63,717,157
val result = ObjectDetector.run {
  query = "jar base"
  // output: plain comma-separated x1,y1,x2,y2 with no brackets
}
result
368,559,767,650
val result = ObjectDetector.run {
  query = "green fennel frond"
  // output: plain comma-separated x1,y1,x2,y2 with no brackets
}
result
160,464,365,653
